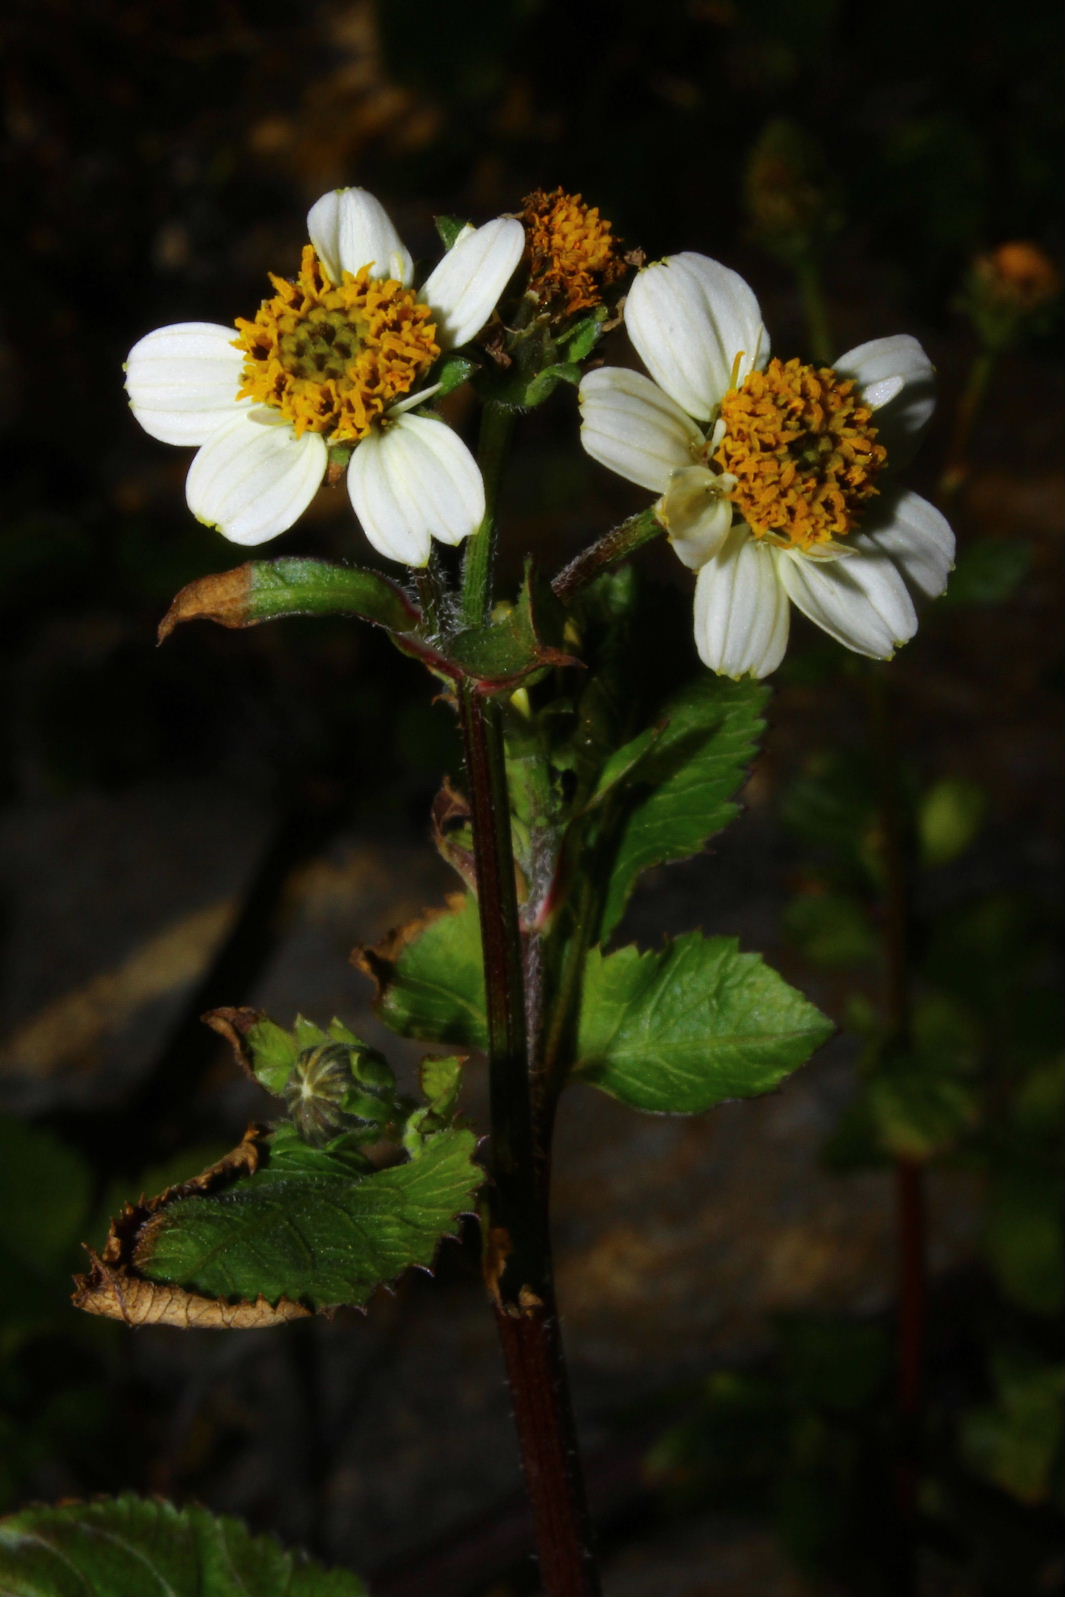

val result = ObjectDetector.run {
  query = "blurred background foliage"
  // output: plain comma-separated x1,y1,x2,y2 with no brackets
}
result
1,0,1062,1592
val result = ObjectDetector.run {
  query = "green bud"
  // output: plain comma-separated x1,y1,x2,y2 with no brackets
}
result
281,1042,395,1147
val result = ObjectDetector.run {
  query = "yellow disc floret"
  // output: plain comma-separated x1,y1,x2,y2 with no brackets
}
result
234,245,440,443
714,357,887,551
523,188,625,316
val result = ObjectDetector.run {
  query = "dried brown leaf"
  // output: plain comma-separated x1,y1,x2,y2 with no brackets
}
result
158,566,255,642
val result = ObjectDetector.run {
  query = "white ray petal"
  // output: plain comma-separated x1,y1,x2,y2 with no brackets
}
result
125,322,248,445
579,367,702,493
778,539,918,658
307,188,413,286
692,529,790,679
185,413,327,546
856,488,955,600
834,334,935,469
625,253,769,422
348,414,485,566
419,217,525,349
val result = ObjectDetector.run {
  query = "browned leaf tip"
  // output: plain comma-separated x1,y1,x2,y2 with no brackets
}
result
202,1006,266,1081
351,891,468,998
72,1257,311,1329
158,565,255,643
70,1125,288,1330
431,779,477,892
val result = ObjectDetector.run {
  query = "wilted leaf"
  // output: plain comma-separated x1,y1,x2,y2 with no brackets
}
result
158,558,418,640
0,1493,365,1595
574,935,832,1113
356,894,487,1049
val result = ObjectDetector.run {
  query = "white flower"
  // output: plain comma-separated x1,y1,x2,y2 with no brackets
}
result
579,252,954,677
125,190,525,566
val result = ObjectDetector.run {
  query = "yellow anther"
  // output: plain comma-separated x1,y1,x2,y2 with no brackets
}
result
233,246,440,443
714,356,886,551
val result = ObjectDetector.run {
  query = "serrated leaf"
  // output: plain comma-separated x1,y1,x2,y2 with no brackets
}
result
356,894,487,1049
130,1128,481,1312
158,557,419,640
0,1493,365,1596
599,676,768,936
574,934,832,1113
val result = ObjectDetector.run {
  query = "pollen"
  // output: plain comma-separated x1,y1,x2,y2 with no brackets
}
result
523,188,625,316
234,246,440,443
714,357,887,551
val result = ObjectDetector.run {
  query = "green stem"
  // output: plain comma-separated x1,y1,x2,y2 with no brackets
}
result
461,401,515,628
797,255,833,365
551,507,662,604
939,347,996,504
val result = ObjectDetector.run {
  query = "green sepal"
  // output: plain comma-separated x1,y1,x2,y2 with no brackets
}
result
574,934,833,1114
435,214,469,250
244,1016,299,1092
132,1125,482,1312
431,351,479,397
358,894,487,1049
0,1494,366,1597
521,362,583,407
159,557,419,642
558,307,608,361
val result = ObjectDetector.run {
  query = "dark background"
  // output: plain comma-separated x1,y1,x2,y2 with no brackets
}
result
1,1,1062,1592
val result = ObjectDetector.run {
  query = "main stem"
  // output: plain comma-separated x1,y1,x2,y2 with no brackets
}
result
457,403,600,1596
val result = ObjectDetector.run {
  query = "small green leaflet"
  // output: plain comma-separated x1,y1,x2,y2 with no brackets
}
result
574,934,832,1113
597,676,768,938
136,1127,481,1311
0,1495,365,1597
363,894,488,1049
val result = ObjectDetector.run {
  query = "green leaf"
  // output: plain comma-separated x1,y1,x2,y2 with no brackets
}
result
0,1493,365,1596
574,934,832,1113
866,1059,978,1161
359,894,487,1048
135,1127,482,1311
159,558,418,641
961,1355,1065,1505
598,676,768,937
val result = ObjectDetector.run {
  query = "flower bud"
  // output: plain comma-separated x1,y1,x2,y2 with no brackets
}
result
281,1041,396,1147
962,242,1061,349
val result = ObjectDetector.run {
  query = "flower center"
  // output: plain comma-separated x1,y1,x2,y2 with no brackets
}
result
523,188,625,315
713,356,886,551
234,245,440,443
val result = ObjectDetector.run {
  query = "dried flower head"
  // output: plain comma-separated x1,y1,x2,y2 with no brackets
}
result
523,188,626,317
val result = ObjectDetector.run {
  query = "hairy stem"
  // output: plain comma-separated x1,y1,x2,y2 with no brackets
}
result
552,507,662,604
456,403,600,1594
